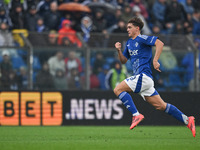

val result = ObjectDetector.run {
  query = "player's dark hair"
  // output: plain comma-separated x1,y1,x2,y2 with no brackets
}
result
128,17,144,30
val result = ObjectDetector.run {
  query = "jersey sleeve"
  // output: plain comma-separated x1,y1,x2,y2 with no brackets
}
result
122,41,130,59
140,35,158,46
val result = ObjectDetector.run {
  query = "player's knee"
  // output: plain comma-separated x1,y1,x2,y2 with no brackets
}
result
113,87,119,96
113,86,121,96
154,103,166,111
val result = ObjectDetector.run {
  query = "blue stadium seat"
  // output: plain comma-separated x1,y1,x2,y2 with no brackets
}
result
33,56,41,71
11,55,26,69
106,57,115,65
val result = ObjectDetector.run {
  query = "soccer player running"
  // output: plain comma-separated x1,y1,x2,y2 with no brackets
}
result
114,17,196,137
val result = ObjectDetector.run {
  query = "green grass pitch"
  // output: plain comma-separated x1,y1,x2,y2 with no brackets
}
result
0,126,199,150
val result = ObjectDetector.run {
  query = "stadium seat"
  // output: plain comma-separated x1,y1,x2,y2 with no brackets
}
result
106,57,115,65
11,55,26,69
33,56,41,71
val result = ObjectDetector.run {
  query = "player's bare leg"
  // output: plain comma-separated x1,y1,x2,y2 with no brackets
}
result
145,95,167,111
114,81,132,96
114,81,144,130
145,95,196,137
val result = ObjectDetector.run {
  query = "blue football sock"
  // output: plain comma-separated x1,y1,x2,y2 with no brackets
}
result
118,91,139,116
165,103,188,124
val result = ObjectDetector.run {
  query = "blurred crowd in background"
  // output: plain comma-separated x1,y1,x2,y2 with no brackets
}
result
0,0,200,91
0,0,199,37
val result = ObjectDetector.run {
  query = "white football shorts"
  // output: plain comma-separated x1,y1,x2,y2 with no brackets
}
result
124,73,158,100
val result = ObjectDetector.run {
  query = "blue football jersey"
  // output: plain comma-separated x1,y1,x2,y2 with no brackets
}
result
123,34,158,78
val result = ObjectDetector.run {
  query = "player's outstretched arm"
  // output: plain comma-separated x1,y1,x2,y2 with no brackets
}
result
153,39,164,72
115,42,128,64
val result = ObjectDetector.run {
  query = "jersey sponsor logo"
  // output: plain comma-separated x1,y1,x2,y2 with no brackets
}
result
129,49,138,56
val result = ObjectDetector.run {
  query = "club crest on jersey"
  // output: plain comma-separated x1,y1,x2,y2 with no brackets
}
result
135,42,138,47
129,49,138,56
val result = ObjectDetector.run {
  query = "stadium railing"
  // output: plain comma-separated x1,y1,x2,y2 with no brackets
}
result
0,32,199,92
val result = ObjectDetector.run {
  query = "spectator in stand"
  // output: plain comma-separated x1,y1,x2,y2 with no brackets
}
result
48,51,65,76
7,70,22,90
92,9,110,47
112,19,127,33
26,0,37,10
59,13,72,29
164,0,187,34
0,50,13,89
152,23,163,34
53,69,68,90
47,30,58,46
93,52,105,75
35,62,55,90
98,64,109,90
36,0,51,17
0,6,12,28
57,19,82,47
24,5,40,31
130,0,149,19
192,10,200,35
173,21,185,34
69,12,82,31
158,46,178,71
61,37,77,47
65,51,83,77
43,1,60,30
183,13,193,34
92,9,107,33
36,17,49,32
89,68,100,89
180,0,194,15
105,60,127,90
105,8,122,30
132,5,151,35
67,67,83,90
151,0,167,28
80,16,93,42
116,0,127,8
192,10,200,26
10,3,25,29
0,22,14,46
18,66,28,89
80,66,100,89
121,4,133,23
8,0,26,10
